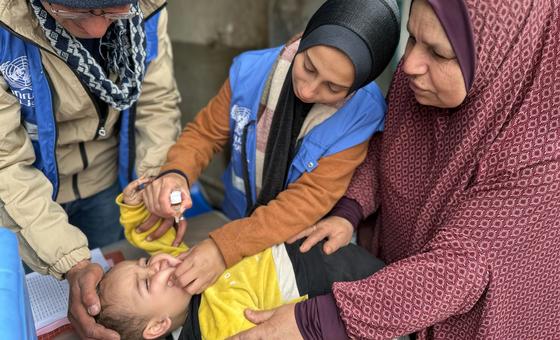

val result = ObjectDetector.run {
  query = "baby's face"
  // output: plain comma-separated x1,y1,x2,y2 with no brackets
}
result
100,257,191,320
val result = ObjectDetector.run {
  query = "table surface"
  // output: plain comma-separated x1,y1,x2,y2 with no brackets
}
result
52,210,229,340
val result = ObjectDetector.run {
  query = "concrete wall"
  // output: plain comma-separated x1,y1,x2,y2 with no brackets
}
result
166,0,269,48
267,0,325,46
170,42,241,205
395,0,411,63
167,0,411,53
166,0,329,49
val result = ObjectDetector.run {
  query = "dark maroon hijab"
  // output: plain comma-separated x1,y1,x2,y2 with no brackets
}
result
427,0,475,91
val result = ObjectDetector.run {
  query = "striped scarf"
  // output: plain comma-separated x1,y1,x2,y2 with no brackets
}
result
30,0,146,110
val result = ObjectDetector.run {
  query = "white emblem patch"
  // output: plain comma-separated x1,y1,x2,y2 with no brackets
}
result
0,56,34,107
0,56,32,90
231,105,252,152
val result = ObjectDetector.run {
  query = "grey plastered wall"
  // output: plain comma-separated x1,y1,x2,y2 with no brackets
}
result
267,0,325,46
166,0,269,48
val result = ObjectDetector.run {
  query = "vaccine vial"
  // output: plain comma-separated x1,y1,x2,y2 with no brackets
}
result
170,190,182,223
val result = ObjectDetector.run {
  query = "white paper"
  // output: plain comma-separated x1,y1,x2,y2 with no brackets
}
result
26,272,69,330
25,248,110,331
90,248,111,272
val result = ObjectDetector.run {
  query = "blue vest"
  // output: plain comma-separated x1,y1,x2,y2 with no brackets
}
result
0,11,162,199
222,46,386,220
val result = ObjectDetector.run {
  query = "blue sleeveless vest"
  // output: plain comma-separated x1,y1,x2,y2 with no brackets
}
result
0,11,162,199
222,46,387,220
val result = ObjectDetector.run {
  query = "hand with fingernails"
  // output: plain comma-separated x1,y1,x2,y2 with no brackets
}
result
170,238,226,295
67,260,120,340
226,304,302,340
137,172,191,246
286,216,354,255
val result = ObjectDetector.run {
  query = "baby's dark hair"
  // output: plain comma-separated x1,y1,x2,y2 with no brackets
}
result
95,274,149,340
95,308,149,340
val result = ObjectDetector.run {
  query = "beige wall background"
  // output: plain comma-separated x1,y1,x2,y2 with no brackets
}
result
166,0,269,48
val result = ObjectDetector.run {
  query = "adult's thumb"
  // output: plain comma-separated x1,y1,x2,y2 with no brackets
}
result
324,236,347,255
244,308,274,324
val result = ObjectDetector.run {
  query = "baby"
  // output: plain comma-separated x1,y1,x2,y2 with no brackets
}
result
96,177,384,340
96,254,190,340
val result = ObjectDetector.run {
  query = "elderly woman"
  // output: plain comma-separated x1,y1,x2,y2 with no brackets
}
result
230,0,560,339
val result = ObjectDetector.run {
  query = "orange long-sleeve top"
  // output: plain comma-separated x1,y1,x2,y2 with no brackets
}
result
161,79,367,268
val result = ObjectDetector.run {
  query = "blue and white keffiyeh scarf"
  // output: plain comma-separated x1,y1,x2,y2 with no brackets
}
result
30,0,146,110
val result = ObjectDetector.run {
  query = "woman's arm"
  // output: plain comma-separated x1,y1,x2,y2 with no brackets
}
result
334,133,383,223
288,134,382,254
171,141,370,295
159,79,232,183
136,79,232,240
299,161,560,338
211,140,369,267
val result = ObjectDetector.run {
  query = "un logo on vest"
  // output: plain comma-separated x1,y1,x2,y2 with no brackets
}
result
0,56,32,89
231,105,251,152
0,56,34,107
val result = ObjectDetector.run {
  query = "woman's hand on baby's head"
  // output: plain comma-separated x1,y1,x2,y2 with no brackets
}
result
123,176,153,205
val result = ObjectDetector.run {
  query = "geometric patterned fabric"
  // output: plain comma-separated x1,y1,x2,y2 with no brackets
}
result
29,0,146,110
334,0,560,338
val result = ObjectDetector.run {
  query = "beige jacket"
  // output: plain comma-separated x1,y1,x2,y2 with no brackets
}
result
0,0,181,278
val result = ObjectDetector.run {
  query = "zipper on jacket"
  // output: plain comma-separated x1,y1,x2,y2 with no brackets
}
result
72,174,81,199
89,94,106,140
241,124,254,216
43,70,61,200
78,142,89,170
127,104,138,181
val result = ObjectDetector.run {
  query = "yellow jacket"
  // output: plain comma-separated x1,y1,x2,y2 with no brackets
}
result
116,194,187,256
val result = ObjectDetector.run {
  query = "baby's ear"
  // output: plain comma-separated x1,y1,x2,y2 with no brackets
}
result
143,316,172,339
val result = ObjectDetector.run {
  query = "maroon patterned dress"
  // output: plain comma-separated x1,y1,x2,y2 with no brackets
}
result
329,0,560,338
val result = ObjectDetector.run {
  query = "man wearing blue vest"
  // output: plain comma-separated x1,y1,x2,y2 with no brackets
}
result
0,0,181,338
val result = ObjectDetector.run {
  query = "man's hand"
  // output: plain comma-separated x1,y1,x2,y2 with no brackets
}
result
66,260,119,340
172,238,226,294
287,216,354,255
227,304,303,340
